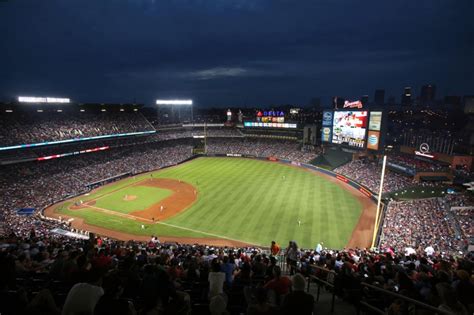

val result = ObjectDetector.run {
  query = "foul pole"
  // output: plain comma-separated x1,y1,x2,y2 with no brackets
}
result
371,155,387,248
204,123,207,154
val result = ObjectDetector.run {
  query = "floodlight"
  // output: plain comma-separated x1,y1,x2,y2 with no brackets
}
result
156,99,193,105
18,96,70,103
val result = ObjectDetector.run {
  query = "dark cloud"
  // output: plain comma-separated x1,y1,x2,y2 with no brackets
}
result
1,0,472,106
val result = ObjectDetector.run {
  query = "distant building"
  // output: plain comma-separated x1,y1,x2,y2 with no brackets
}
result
310,97,321,109
464,95,474,114
333,96,346,109
444,95,461,107
420,84,436,102
361,95,369,107
374,89,385,106
401,87,412,106
387,96,396,106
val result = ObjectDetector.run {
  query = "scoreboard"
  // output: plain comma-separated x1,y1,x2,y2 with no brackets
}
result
322,110,384,150
332,111,368,148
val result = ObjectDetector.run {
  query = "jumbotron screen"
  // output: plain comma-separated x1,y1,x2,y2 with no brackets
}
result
332,111,368,148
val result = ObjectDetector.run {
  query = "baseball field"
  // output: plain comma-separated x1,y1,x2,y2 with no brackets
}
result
45,157,375,249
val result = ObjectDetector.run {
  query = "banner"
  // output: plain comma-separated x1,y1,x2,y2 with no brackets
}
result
321,127,332,142
368,112,382,131
322,111,333,126
367,131,380,150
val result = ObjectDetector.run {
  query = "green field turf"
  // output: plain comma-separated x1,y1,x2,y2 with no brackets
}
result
93,186,172,214
56,157,363,249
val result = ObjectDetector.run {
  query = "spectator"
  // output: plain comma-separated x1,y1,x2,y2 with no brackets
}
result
270,241,280,256
436,282,469,315
286,241,299,275
281,273,314,315
208,259,226,299
246,287,278,315
62,269,104,315
94,271,136,315
263,266,291,296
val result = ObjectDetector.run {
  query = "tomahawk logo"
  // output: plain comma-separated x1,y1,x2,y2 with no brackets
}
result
415,143,434,158
419,143,430,154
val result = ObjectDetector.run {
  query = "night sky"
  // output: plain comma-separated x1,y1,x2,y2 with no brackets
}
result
1,0,473,107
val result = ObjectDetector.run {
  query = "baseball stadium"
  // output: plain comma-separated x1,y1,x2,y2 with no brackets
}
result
1,101,472,314
1,1,473,313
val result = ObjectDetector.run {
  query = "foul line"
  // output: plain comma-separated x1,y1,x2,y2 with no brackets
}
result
85,204,154,223
82,204,260,246
154,220,262,246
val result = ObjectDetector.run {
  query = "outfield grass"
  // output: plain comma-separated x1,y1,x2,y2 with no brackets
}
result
57,157,363,249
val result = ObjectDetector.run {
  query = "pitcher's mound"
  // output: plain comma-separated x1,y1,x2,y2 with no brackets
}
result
123,195,137,201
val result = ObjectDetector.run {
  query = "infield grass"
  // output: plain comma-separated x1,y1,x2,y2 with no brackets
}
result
56,157,363,249
93,186,172,214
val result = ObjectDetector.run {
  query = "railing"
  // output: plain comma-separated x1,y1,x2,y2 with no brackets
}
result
297,264,457,315
307,265,337,313
358,283,456,315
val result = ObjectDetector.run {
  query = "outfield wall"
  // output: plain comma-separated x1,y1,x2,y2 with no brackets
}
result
209,153,379,201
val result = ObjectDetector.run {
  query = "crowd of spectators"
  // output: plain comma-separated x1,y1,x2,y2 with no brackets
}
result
301,244,473,314
0,234,319,315
379,198,466,255
444,194,474,243
1,232,472,314
388,153,451,173
207,138,321,163
0,111,154,146
334,159,414,193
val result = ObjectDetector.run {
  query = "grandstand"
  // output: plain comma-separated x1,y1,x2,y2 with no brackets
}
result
0,102,473,315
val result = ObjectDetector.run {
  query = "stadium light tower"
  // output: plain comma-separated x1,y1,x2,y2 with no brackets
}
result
155,99,194,124
155,99,193,105
18,96,70,103
372,155,387,249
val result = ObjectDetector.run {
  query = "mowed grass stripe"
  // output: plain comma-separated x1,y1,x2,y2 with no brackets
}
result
255,169,288,243
245,165,285,244
209,160,276,243
168,159,254,234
